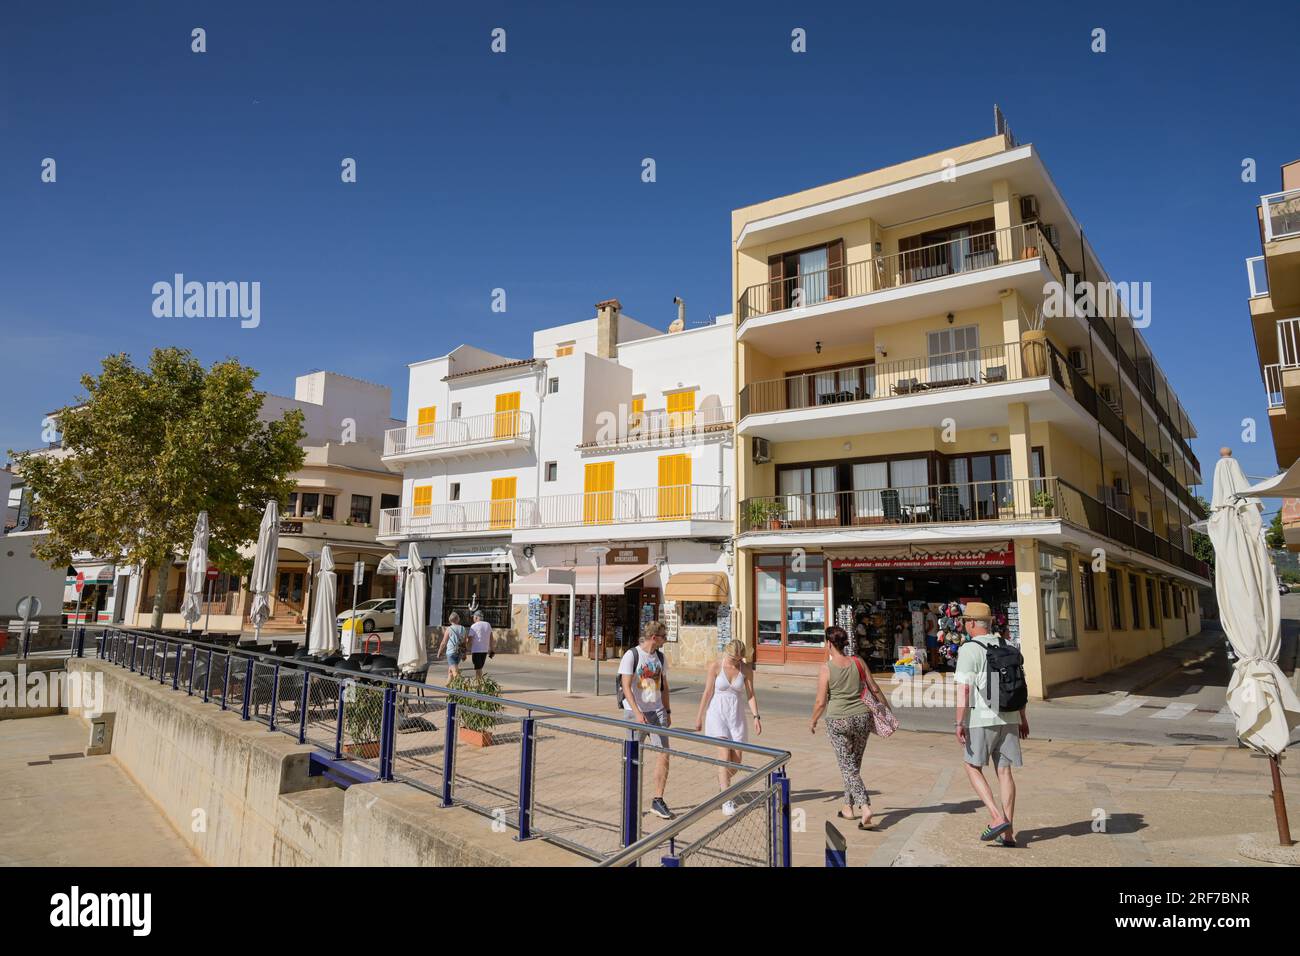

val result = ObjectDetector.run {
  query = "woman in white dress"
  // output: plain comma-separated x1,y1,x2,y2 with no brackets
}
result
694,640,762,815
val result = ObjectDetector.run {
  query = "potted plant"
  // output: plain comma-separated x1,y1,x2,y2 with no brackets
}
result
449,674,504,747
1020,302,1048,377
743,498,786,531
343,683,385,758
1032,489,1056,518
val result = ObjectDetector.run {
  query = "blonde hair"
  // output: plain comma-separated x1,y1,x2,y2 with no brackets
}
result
722,639,747,663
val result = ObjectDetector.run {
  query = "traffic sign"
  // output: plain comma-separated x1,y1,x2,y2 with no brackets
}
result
17,595,41,620
206,566,220,580
74,571,85,594
354,561,365,585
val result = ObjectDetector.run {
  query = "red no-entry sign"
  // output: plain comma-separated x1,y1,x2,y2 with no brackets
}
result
74,571,85,594
206,566,220,580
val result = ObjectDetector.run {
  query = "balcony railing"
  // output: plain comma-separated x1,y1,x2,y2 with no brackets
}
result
737,222,1056,321
518,484,730,530
1266,363,1285,409
1278,317,1300,367
384,410,534,458
739,478,1058,533
1247,255,1270,297
583,405,733,448
379,499,524,537
1263,188,1300,242
1057,481,1210,579
739,343,1031,418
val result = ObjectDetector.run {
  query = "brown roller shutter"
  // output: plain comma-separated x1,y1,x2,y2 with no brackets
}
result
767,254,786,313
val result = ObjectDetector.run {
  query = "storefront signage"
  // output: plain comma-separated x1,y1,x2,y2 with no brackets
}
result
831,546,1014,571
608,547,649,565
278,520,304,535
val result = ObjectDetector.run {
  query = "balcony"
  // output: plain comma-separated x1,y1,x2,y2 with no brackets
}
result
735,222,1062,354
1261,189,1300,309
738,342,1048,441
580,405,734,450
382,410,533,466
1263,188,1300,243
512,484,732,544
378,499,522,539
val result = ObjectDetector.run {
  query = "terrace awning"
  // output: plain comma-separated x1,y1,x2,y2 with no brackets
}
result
512,564,654,596
664,572,729,602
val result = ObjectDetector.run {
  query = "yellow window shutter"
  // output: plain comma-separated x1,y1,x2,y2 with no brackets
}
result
490,476,517,529
658,454,691,519
667,390,695,430
584,462,614,524
413,484,432,517
495,392,521,439
416,406,437,438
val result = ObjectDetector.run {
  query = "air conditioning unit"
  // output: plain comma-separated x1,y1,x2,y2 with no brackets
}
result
751,436,772,464
1019,195,1040,222
1067,348,1088,374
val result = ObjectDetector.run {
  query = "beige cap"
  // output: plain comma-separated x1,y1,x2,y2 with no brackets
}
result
963,601,993,621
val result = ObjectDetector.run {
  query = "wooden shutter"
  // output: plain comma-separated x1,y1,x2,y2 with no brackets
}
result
490,476,517,529
767,254,786,314
413,484,432,517
658,454,692,519
666,390,695,431
416,405,437,438
583,461,614,525
827,239,846,298
494,391,521,439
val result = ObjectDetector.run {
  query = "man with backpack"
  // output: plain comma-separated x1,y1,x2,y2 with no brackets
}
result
953,602,1029,848
618,621,674,820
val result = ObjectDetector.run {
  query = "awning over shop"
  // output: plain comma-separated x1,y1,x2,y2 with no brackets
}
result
512,564,654,596
664,572,729,602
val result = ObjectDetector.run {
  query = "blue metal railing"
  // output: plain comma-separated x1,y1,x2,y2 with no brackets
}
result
89,627,792,867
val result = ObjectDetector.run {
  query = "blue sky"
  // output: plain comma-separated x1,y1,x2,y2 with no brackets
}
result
2,0,1298,493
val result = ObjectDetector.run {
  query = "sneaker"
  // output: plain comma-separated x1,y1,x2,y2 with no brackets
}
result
650,797,675,820
722,800,737,816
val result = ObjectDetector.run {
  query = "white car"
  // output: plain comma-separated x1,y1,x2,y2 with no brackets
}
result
337,598,397,634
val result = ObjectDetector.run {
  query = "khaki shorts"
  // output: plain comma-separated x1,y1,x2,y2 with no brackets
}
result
964,723,1023,769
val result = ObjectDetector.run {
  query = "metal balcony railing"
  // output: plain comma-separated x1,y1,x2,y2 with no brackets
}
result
739,478,1058,533
517,484,731,530
384,410,534,457
737,222,1057,321
739,343,1032,418
379,499,523,537
1263,188,1300,242
585,405,733,448
1278,317,1300,367
1266,363,1285,409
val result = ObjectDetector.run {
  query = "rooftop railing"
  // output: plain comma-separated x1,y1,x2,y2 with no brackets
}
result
384,410,534,458
1263,188,1300,242
91,627,792,867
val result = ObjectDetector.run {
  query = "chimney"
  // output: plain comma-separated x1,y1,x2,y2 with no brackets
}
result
670,296,685,333
594,298,621,359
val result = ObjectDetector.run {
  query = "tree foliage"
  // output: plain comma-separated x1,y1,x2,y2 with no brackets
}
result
1191,495,1214,572
12,349,306,612
1266,511,1286,551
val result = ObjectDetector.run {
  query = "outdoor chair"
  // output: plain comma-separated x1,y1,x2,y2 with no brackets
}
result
982,365,1008,383
336,657,364,673
881,489,904,523
892,378,920,395
318,653,345,668
937,485,962,522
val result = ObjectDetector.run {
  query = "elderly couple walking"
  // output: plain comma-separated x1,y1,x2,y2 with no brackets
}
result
810,601,1030,846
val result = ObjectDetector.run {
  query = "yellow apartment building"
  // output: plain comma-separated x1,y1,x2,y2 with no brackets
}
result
1249,158,1300,547
730,131,1209,698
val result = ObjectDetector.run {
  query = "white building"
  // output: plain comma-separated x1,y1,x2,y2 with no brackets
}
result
380,300,736,665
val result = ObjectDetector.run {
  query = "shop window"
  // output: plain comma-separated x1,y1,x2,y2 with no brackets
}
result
1079,560,1099,630
1109,570,1124,630
754,554,826,652
1040,547,1077,650
1129,573,1143,629
350,494,372,525
680,602,719,627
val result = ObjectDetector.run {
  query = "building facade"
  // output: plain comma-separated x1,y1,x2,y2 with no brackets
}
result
1249,158,1300,548
379,301,736,666
730,132,1209,697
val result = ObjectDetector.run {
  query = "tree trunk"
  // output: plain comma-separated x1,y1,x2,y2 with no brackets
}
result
150,554,171,630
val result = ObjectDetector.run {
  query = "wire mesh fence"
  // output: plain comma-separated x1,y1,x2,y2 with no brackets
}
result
303,672,343,752
339,680,387,769
448,704,526,827
391,689,446,795
527,716,628,858
672,780,782,866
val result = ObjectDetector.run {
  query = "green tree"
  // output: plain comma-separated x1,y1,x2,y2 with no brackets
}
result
1191,495,1215,572
1267,511,1286,551
12,348,306,628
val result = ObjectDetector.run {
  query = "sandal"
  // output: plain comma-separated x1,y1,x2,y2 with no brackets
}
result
836,810,857,820
979,820,1012,842
994,834,1017,847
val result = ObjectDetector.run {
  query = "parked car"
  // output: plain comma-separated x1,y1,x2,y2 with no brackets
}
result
336,598,397,634
1280,583,1291,595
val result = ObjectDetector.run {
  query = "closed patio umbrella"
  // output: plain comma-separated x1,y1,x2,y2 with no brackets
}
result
398,543,428,675
248,501,279,640
1239,457,1300,500
307,545,339,656
179,511,209,633
1208,449,1300,845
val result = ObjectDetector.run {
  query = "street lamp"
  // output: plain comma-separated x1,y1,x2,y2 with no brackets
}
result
587,545,610,695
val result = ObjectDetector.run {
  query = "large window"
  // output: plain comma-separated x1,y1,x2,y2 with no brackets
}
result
1146,578,1157,627
350,494,372,525
1040,547,1077,650
927,325,980,384
1129,573,1143,629
287,491,335,519
754,555,825,652
1109,570,1124,630
1079,560,1099,630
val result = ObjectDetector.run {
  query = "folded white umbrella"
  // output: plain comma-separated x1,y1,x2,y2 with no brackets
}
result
179,511,209,632
376,552,401,576
248,501,279,639
307,545,339,656
398,542,428,674
1208,453,1300,757
1238,457,1300,499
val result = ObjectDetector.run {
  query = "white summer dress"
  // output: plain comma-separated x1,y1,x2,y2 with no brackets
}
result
704,665,749,743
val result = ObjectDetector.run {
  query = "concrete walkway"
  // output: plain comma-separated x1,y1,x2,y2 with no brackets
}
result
0,716,202,867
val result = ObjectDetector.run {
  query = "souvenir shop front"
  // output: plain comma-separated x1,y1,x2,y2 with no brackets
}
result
827,543,1020,672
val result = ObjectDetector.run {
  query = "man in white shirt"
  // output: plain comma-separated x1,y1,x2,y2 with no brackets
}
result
619,622,674,820
468,610,494,679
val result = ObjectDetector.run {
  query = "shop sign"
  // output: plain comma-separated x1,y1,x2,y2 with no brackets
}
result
278,520,304,534
831,545,1014,571
608,547,648,565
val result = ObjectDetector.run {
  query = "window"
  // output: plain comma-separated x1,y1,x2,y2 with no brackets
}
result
1040,547,1077,650
584,461,614,524
1146,578,1157,627
547,377,559,394
350,494,372,525
300,492,320,517
287,491,298,514
1129,573,1143,629
450,403,462,419
767,239,845,311
666,390,696,430
449,482,460,501
898,217,996,282
1173,586,1183,618
321,494,335,520
1079,560,1099,630
657,454,692,519
630,396,645,430
555,342,575,357
416,405,437,438
380,493,399,511
490,476,517,529
412,485,432,517
680,602,719,627
927,325,980,383
1109,570,1124,630
494,392,521,438
1161,582,1171,619
544,462,557,482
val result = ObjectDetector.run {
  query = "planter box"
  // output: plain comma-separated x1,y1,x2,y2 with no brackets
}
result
344,740,381,759
458,727,494,748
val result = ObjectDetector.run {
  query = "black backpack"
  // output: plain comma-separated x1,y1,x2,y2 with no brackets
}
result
982,636,1028,712
615,647,664,710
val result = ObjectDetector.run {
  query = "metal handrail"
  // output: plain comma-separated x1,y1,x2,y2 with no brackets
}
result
384,410,534,457
517,483,731,529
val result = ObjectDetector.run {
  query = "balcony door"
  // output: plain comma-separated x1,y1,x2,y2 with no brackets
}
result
779,465,836,526
927,325,980,386
583,461,614,525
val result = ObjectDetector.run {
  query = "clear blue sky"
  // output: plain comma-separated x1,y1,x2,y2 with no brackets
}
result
2,1,1298,492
